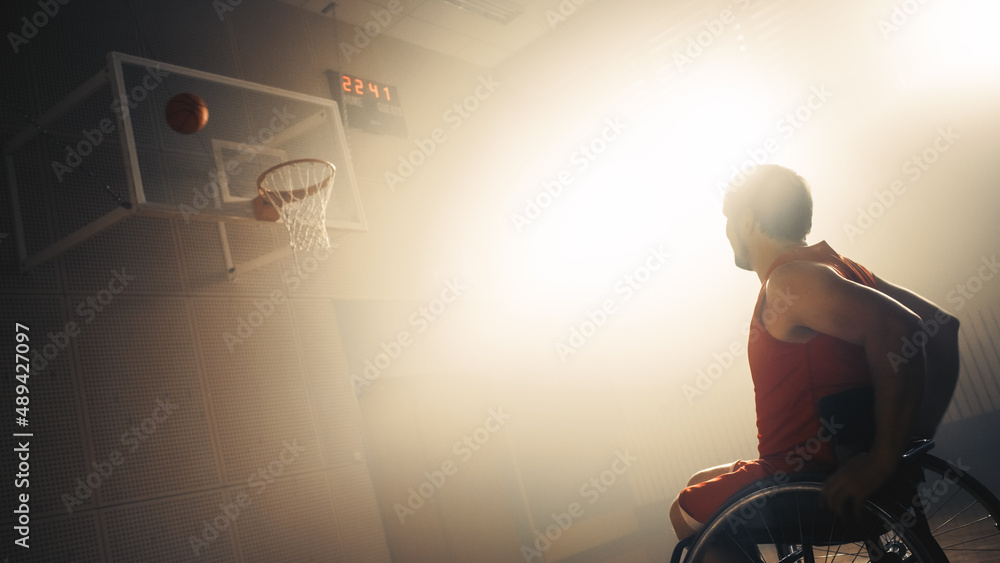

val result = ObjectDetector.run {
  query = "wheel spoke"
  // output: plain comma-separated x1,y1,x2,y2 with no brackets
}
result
916,456,1000,561
814,543,864,560
845,540,865,563
823,510,835,562
923,475,965,522
929,499,977,534
934,513,991,536
722,530,760,561
939,531,1000,550
776,547,802,563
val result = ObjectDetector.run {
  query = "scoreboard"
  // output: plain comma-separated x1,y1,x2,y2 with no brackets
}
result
326,70,407,137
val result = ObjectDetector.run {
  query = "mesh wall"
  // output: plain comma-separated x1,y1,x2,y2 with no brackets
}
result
232,472,344,562
2,512,104,562
103,490,238,562
292,298,367,468
0,1,37,126
24,0,143,112
130,2,242,80
190,296,324,484
328,464,394,562
229,1,328,97
61,216,183,295
74,296,218,503
947,304,1000,422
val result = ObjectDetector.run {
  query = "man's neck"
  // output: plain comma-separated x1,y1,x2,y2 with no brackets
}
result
752,239,810,283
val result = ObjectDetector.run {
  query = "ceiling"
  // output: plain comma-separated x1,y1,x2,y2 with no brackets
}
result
276,0,564,67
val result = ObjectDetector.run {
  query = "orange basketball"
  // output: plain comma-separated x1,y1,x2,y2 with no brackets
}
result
253,195,281,222
165,93,209,134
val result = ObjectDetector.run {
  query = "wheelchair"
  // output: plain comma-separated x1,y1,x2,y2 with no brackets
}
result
670,388,1000,562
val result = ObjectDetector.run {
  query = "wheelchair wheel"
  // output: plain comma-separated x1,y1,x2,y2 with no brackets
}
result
907,454,1000,562
684,480,934,562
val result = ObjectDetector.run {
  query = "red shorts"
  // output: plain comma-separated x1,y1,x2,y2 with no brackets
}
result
677,459,780,529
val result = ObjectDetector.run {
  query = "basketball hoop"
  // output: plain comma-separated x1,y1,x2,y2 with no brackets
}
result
253,159,335,252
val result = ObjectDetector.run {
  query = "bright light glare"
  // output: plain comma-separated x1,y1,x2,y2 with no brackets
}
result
929,1,1000,74
657,76,776,175
890,0,1000,85
509,71,780,302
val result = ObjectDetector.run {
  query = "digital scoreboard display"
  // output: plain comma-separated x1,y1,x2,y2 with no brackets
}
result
326,70,406,137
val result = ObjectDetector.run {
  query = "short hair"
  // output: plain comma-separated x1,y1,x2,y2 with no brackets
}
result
722,164,813,242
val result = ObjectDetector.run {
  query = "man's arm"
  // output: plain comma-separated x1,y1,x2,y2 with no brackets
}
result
873,275,961,438
763,262,927,517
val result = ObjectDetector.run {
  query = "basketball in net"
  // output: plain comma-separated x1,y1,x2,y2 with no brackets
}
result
254,159,336,251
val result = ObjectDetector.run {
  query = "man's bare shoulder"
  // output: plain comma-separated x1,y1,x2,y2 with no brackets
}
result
760,261,839,342
763,260,910,344
766,260,846,298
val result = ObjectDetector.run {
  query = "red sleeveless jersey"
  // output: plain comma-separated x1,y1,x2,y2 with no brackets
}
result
748,241,877,468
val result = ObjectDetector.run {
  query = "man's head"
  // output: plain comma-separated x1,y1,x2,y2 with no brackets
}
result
722,165,813,271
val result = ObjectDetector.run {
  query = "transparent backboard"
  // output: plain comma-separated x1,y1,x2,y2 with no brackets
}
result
110,52,366,230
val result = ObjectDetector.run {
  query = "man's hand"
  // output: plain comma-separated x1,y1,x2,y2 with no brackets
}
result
822,452,897,520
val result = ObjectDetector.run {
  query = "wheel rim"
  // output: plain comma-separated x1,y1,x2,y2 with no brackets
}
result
909,455,1000,562
685,482,933,562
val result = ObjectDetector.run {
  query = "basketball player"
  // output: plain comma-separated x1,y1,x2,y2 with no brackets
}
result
669,165,961,550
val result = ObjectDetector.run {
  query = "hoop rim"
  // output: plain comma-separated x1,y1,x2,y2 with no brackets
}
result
256,158,336,198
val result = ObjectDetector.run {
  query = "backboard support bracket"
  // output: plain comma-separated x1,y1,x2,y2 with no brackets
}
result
3,64,134,274
219,223,295,281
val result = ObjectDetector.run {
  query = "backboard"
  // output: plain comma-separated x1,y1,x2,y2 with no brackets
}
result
110,52,366,230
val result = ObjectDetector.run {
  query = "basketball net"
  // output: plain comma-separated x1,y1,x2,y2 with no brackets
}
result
257,159,335,259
